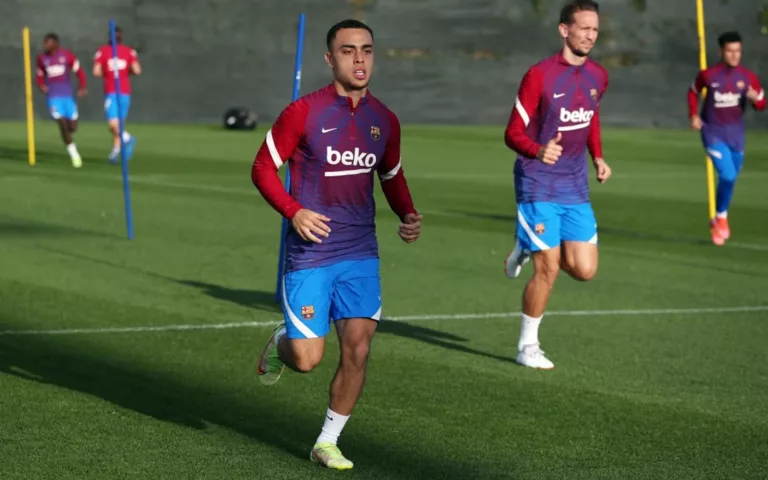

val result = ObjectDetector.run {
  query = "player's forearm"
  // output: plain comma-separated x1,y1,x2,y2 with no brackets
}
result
76,70,87,88
687,90,700,117
251,161,303,219
381,173,417,221
587,115,603,160
504,126,541,159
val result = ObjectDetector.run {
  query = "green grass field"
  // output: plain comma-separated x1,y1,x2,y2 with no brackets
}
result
0,120,767,479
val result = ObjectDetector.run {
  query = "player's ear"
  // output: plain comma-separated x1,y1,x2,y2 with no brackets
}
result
324,51,333,69
558,23,569,39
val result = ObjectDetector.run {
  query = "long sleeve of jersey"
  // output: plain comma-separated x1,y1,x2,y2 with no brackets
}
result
688,71,706,117
378,110,417,221
251,100,308,219
69,52,87,88
587,75,608,160
35,56,45,89
505,67,544,159
748,72,766,111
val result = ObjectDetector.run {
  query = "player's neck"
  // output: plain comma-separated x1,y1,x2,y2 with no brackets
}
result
561,47,587,66
332,80,367,108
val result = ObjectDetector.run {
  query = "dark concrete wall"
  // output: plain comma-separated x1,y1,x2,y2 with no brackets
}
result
1,0,766,127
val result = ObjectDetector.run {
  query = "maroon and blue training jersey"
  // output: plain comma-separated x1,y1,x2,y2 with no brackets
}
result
505,52,608,205
252,84,417,273
36,48,86,98
688,64,766,152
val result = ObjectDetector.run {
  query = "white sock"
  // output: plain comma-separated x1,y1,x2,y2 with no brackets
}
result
122,131,132,143
716,211,728,219
66,143,79,157
315,408,349,445
518,313,542,351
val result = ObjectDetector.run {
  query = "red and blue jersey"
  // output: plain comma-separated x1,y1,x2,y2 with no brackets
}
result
94,44,139,95
36,48,85,98
688,64,765,152
252,84,417,273
505,52,608,205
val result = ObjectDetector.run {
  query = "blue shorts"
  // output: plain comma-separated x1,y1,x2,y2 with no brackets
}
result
516,202,597,252
104,94,131,121
705,142,745,182
47,96,78,121
281,258,382,339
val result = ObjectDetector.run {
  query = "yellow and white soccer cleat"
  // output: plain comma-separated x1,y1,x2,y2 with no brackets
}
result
310,442,354,470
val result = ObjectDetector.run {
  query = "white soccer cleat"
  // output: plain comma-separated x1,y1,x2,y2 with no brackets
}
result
505,240,531,279
70,153,82,168
257,324,286,386
516,343,555,370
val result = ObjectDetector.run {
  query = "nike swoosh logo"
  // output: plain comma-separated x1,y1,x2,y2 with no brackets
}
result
321,127,337,133
553,93,565,98
711,83,720,88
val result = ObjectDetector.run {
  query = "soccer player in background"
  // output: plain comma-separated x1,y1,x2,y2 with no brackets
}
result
252,19,422,470
688,31,765,246
36,33,86,168
92,26,141,164
503,0,611,369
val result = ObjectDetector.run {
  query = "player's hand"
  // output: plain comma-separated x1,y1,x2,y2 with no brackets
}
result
594,158,612,184
398,212,422,243
746,86,760,103
689,115,703,131
77,88,87,98
38,85,48,94
291,209,331,244
537,132,563,165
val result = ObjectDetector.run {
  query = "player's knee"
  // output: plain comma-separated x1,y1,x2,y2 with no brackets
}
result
289,344,324,373
719,171,738,184
572,262,598,282
69,121,78,133
342,340,371,370
292,352,322,373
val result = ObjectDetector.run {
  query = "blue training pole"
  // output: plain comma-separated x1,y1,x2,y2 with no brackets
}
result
274,13,306,302
110,19,134,240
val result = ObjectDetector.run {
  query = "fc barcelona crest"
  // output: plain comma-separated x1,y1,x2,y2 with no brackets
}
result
590,88,598,100
301,305,315,320
535,223,546,235
737,80,745,89
370,126,381,141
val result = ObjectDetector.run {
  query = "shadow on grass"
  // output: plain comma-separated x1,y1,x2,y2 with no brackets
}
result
0,326,486,479
0,217,115,239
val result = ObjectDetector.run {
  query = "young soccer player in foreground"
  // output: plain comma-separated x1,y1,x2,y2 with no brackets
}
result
688,31,765,245
36,33,86,168
251,19,422,470
92,27,141,164
504,0,611,369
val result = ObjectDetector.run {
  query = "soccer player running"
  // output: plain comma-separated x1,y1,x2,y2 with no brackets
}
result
92,27,141,164
688,31,765,246
503,0,611,369
36,33,86,168
252,19,422,470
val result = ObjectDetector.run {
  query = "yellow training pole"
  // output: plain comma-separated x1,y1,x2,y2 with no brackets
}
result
22,27,36,167
695,0,716,220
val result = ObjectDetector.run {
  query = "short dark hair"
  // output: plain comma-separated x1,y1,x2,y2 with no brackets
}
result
718,31,741,48
110,26,123,44
560,0,600,25
43,33,59,43
326,19,374,50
